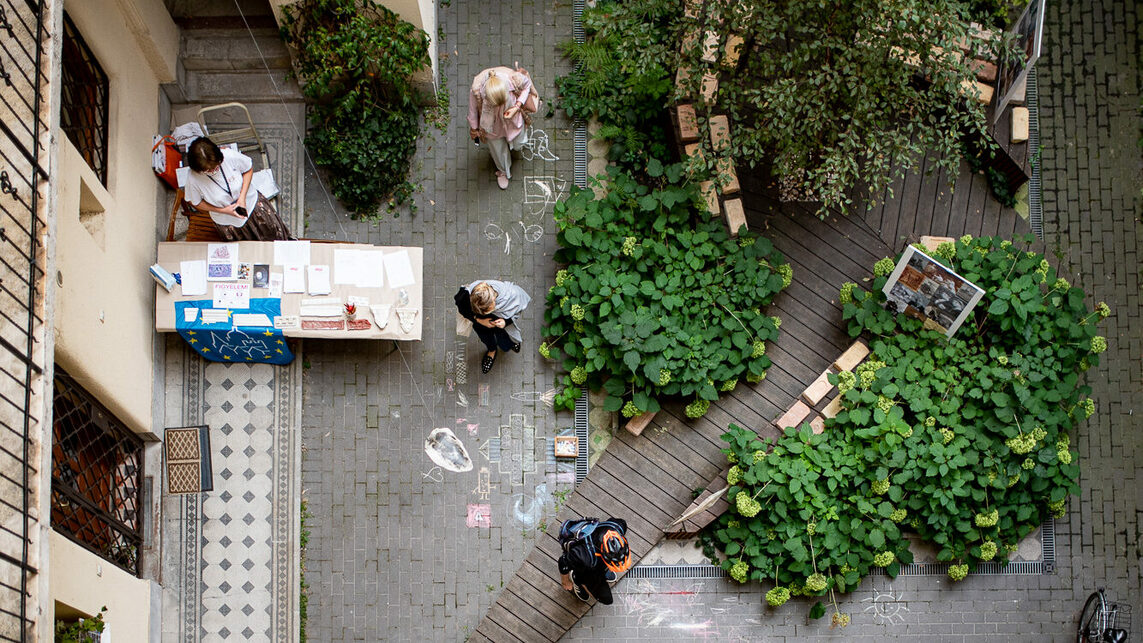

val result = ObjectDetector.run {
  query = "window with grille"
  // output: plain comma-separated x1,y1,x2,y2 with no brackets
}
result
60,13,109,185
50,368,144,576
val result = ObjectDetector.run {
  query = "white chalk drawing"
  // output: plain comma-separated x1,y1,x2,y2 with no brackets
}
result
446,350,454,373
484,223,512,255
457,391,468,408
510,389,557,407
424,427,474,472
520,126,559,162
493,414,537,486
478,383,490,407
472,466,494,501
421,466,443,483
862,586,910,625
522,175,568,218
620,580,709,630
478,439,491,462
511,482,550,528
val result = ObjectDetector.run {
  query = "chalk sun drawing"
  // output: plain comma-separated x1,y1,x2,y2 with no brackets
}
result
862,586,910,625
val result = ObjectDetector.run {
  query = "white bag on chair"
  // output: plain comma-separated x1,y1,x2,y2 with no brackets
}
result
456,313,473,337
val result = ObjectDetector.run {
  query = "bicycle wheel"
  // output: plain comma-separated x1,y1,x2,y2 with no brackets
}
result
1077,591,1104,643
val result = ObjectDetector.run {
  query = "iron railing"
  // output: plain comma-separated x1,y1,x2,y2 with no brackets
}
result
0,0,49,639
59,11,107,186
50,369,144,577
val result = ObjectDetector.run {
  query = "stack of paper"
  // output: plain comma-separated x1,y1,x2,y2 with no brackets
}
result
307,265,331,295
283,265,305,293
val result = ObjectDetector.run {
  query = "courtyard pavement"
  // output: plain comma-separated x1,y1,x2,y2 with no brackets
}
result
210,0,1141,641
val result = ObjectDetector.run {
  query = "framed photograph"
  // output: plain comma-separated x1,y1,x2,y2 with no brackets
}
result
253,264,270,288
881,246,985,338
993,0,1046,121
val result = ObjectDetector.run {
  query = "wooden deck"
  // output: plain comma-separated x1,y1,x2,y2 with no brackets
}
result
471,150,1031,642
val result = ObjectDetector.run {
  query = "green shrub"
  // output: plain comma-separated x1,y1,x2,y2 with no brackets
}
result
281,0,429,216
556,0,680,171
703,235,1106,615
542,159,790,414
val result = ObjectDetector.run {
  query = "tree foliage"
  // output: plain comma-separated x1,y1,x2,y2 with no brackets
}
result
681,0,1009,214
280,0,429,216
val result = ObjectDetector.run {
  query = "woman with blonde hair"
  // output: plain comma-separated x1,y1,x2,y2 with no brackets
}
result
454,279,531,374
467,65,534,189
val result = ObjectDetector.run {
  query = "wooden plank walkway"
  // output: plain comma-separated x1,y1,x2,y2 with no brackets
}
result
472,147,1031,641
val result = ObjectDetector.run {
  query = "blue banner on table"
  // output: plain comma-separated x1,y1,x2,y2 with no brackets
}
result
174,299,293,365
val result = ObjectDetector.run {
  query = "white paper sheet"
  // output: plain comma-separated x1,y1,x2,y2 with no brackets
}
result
273,315,300,330
283,265,305,293
212,283,251,309
298,305,344,317
200,308,230,324
358,251,386,288
307,265,331,295
268,273,283,298
347,295,369,306
383,250,415,288
333,249,362,285
233,313,272,327
184,308,199,323
274,240,311,266
180,260,208,296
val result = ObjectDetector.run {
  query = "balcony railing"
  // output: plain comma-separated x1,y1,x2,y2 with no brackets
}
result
0,0,50,639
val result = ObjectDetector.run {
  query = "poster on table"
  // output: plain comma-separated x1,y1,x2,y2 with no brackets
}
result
881,246,985,338
993,0,1046,121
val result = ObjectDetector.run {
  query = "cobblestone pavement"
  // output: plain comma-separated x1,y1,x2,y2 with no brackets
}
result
566,0,1143,640
297,0,577,640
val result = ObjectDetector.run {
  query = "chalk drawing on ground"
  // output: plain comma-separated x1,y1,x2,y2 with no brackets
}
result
522,175,568,219
466,503,492,528
472,466,494,501
862,586,910,625
511,389,556,407
492,414,537,486
424,427,474,472
511,482,550,529
520,126,559,162
421,466,443,483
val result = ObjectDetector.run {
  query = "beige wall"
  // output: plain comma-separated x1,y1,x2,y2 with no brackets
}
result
48,532,152,640
52,0,178,434
269,0,438,90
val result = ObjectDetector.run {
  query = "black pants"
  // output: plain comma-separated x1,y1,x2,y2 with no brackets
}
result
474,323,516,353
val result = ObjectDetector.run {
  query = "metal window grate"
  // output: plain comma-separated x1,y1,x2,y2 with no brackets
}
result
60,12,109,186
51,368,145,577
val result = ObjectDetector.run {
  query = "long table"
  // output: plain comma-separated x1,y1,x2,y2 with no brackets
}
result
155,241,423,363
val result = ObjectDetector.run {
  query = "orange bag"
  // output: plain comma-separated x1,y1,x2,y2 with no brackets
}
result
151,135,182,189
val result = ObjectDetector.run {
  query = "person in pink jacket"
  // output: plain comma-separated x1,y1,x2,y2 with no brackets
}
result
468,66,533,189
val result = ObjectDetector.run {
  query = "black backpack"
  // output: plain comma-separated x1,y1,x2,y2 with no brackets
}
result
558,518,625,561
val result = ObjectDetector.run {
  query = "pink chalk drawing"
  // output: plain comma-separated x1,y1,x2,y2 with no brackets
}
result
466,503,492,528
467,423,479,435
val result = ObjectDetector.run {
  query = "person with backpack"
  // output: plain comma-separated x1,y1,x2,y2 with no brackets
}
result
557,517,631,605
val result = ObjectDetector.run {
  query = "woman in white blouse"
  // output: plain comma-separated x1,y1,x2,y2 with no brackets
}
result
184,137,290,240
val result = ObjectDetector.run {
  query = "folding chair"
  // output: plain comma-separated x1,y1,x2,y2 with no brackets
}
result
165,102,276,242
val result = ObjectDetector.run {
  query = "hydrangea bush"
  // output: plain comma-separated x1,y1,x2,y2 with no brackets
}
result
542,160,791,415
703,235,1108,618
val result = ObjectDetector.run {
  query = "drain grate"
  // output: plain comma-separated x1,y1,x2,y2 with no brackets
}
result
574,390,588,483
1027,68,1043,239
627,565,727,580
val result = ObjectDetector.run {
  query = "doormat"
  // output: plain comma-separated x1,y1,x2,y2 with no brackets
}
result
164,425,212,494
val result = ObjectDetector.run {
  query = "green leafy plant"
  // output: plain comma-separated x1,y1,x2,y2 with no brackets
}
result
703,235,1107,617
681,1,1018,216
280,0,430,217
55,607,106,643
543,159,790,416
300,500,311,642
556,0,680,171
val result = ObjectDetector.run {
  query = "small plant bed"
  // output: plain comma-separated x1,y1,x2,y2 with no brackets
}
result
542,160,792,417
280,0,430,218
702,235,1109,624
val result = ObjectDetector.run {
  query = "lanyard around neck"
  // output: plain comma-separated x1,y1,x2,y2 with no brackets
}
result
206,168,233,199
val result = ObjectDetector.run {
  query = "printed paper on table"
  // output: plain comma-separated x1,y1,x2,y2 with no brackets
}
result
282,265,305,293
307,265,332,295
273,240,310,266
180,260,208,296
212,283,251,310
383,250,415,288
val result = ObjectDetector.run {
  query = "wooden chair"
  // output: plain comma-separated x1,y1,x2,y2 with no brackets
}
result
164,102,274,242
